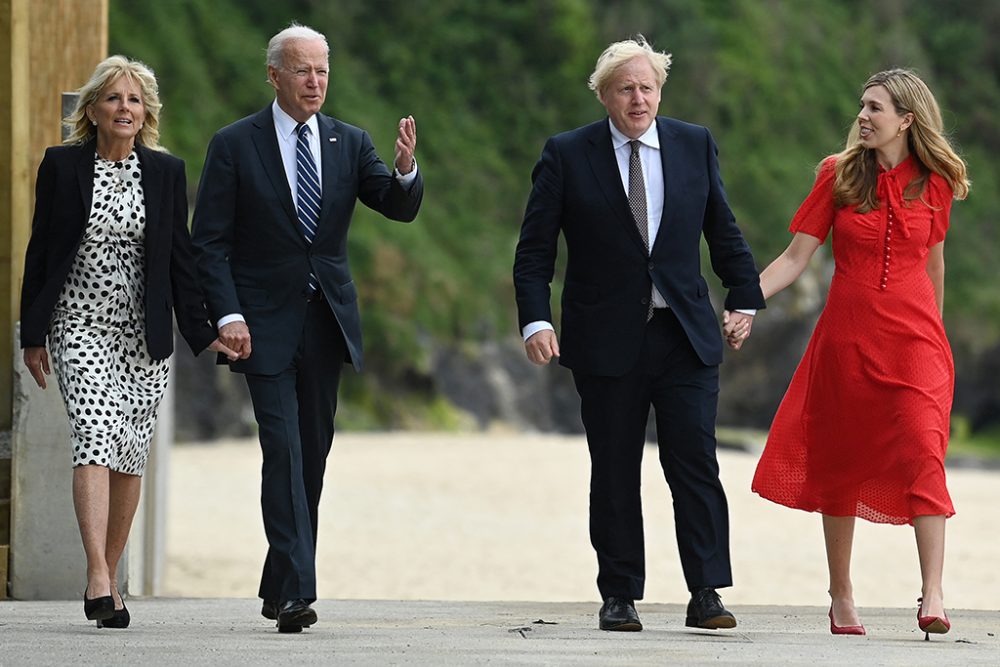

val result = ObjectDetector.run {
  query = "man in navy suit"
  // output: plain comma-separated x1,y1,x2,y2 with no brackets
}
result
192,24,423,632
513,36,762,632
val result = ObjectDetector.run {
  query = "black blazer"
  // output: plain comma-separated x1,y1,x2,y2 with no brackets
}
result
191,105,424,375
513,117,765,376
20,140,217,359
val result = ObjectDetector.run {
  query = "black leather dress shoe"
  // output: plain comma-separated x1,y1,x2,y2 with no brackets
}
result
261,600,278,620
685,588,737,629
599,597,642,631
277,599,317,633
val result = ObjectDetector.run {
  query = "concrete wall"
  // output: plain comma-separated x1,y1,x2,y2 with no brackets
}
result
9,322,90,598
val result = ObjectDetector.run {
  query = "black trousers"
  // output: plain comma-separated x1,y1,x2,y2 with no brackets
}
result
244,298,346,603
572,308,732,600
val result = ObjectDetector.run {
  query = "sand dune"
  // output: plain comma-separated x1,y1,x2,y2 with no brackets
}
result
165,433,999,609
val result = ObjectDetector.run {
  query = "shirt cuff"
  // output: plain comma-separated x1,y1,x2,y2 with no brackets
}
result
734,309,757,316
217,313,246,330
395,160,418,185
522,320,554,342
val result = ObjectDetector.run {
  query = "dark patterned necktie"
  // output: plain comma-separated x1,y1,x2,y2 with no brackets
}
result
296,123,321,294
629,140,654,321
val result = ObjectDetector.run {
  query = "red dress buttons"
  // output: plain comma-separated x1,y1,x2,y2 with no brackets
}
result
881,205,895,290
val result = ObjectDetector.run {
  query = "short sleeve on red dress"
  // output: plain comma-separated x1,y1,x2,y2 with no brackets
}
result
926,173,954,248
789,156,837,243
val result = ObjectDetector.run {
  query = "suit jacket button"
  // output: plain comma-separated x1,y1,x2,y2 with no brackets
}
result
640,297,649,305
647,262,655,270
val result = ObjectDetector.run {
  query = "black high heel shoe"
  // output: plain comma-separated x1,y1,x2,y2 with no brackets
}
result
83,593,115,621
97,603,130,629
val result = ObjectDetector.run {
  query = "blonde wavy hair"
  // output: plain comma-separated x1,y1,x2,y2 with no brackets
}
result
588,35,672,98
832,68,969,212
63,55,165,151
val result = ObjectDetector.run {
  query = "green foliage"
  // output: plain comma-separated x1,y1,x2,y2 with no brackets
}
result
110,0,1000,426
949,416,1000,460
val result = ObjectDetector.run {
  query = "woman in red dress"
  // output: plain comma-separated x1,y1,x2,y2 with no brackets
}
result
733,69,969,637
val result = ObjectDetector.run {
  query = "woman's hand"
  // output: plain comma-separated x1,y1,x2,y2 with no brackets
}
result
208,338,241,362
723,311,754,350
23,346,51,389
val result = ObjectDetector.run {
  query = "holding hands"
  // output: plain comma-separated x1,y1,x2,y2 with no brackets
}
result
723,310,754,350
218,321,252,360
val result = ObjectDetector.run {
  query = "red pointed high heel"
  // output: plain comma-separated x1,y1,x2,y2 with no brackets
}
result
828,606,866,635
916,597,950,640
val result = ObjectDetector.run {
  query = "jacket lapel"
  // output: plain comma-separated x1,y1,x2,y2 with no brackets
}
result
314,113,341,241
587,119,646,253
75,140,96,226
136,145,161,261
250,106,300,235
650,118,678,257
585,120,647,254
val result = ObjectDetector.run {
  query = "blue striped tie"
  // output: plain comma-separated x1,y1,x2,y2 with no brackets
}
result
296,123,321,294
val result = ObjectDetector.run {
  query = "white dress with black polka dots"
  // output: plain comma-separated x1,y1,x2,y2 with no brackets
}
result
48,151,169,476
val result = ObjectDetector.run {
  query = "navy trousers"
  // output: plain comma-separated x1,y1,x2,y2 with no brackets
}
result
245,298,346,603
573,308,732,600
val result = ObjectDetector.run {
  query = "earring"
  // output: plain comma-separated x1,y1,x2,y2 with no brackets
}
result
91,119,97,126
897,125,904,137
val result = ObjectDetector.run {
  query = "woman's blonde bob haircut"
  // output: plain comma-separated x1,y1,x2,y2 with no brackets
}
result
588,35,672,99
64,55,165,151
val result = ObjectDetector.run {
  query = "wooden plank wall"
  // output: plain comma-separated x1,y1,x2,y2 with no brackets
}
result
1,0,107,431
1,0,108,599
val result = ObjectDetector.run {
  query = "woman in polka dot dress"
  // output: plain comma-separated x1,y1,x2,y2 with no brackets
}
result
728,70,969,638
19,56,237,628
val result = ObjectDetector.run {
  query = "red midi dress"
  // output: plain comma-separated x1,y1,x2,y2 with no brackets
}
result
752,155,956,525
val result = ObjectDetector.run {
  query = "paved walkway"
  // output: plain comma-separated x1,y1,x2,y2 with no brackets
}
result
0,599,996,665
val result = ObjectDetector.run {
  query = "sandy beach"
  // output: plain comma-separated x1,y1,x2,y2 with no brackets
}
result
165,433,999,609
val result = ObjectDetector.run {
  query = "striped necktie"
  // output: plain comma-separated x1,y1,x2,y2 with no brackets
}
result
296,123,321,294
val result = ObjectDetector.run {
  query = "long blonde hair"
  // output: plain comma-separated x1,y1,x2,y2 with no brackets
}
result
832,69,969,212
63,55,165,151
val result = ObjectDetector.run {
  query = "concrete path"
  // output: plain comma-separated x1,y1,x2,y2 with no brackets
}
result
1,599,996,665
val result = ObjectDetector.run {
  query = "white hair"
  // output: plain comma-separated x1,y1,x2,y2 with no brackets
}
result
266,23,329,68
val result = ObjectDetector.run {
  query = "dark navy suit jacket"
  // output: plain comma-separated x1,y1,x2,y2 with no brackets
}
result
514,116,764,376
191,105,423,375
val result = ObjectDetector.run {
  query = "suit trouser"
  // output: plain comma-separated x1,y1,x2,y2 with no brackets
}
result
244,298,346,603
572,308,732,600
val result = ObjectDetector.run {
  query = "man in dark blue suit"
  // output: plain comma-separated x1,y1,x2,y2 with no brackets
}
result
192,24,423,632
513,36,762,632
